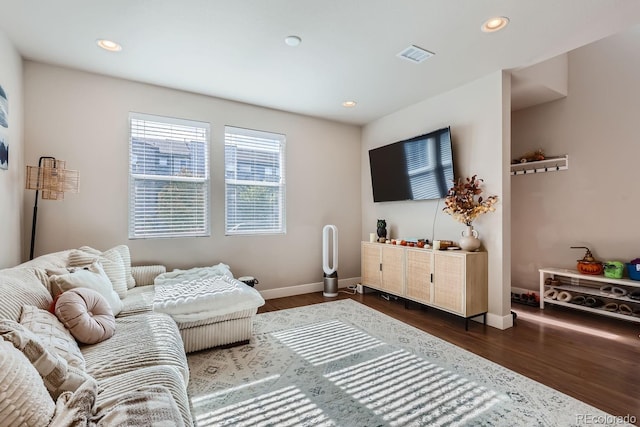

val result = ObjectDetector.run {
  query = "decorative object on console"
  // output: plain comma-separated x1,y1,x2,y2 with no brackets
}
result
376,219,387,243
571,246,603,275
459,226,481,251
443,175,498,251
25,156,80,260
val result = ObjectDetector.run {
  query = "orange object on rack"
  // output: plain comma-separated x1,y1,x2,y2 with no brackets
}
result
572,246,603,275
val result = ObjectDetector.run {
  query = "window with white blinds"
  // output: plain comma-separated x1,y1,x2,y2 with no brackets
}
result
129,113,210,239
225,126,286,235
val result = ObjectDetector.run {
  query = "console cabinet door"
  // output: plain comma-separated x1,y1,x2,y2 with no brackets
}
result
433,252,465,314
361,243,382,289
432,251,488,317
381,245,404,295
406,249,432,303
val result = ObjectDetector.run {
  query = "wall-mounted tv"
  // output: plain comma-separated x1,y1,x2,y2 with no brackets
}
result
369,126,454,202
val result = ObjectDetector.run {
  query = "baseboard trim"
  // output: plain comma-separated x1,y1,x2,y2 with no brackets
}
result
259,277,361,300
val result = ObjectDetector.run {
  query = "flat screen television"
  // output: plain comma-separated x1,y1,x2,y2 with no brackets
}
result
369,126,454,202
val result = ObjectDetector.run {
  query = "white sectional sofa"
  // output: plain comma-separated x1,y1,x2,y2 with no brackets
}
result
0,246,193,426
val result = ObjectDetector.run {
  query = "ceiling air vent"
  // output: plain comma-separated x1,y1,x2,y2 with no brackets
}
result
397,45,434,63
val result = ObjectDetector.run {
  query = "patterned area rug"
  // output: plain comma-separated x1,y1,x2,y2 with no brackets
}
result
187,299,627,426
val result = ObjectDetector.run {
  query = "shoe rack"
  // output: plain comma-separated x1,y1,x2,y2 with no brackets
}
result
539,267,640,323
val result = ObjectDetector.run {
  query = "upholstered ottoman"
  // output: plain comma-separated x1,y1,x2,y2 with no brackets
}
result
152,264,265,353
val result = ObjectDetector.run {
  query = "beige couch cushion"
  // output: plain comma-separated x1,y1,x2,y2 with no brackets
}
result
20,304,86,371
119,285,155,317
0,340,55,426
0,267,52,322
49,261,123,316
82,312,189,384
19,250,71,270
55,288,116,344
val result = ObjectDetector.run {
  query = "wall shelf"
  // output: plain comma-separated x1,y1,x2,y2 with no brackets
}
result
510,155,568,176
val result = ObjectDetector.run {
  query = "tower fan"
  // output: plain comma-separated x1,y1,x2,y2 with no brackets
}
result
322,224,338,297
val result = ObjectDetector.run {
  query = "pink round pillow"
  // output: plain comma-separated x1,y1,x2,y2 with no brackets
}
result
55,287,116,344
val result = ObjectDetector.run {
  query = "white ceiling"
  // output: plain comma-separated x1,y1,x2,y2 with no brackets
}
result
1,0,640,125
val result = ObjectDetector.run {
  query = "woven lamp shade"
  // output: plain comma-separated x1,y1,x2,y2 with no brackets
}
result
25,158,80,200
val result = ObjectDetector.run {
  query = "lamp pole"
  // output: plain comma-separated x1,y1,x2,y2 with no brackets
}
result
29,156,55,260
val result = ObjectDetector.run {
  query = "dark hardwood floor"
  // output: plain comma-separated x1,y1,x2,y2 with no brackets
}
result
258,291,640,423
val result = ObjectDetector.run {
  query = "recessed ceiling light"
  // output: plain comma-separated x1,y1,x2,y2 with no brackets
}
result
342,101,357,108
284,35,302,47
96,39,122,52
481,16,510,33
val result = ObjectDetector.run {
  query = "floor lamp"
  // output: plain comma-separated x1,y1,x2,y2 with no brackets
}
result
25,156,80,260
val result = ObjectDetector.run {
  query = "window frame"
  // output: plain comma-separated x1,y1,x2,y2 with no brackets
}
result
128,112,211,239
224,126,286,236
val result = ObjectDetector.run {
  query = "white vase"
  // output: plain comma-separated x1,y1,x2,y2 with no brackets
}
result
459,225,481,251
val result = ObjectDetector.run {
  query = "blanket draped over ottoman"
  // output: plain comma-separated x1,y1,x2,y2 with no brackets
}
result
153,264,265,352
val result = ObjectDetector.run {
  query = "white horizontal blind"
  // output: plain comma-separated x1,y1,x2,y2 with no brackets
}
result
225,126,286,235
129,113,210,239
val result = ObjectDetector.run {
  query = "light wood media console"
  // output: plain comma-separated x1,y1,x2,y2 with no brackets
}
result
361,242,488,330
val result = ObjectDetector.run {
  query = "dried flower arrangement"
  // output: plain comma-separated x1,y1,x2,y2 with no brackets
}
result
443,175,498,226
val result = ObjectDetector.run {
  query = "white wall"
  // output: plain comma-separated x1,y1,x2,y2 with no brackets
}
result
362,71,512,329
0,30,23,268
23,62,362,291
511,27,640,290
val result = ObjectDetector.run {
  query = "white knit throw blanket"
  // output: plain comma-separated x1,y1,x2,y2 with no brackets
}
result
153,264,265,322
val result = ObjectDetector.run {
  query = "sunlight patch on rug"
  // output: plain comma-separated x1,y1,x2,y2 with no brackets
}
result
194,384,334,427
190,374,280,404
271,319,384,365
325,349,505,426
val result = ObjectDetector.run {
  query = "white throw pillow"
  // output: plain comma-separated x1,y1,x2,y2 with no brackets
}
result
69,247,128,299
49,262,123,316
20,304,86,371
0,340,55,426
